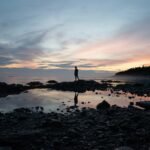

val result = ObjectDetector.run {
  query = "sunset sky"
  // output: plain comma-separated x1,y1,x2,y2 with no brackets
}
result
0,0,150,72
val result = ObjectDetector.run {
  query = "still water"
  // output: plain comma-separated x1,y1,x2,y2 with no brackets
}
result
0,89,149,113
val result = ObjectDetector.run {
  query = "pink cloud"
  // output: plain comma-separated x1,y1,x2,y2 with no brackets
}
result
71,19,150,70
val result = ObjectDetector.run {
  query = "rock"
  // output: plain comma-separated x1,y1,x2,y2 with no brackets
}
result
115,146,133,150
136,101,150,110
27,81,43,87
0,147,12,150
53,140,61,150
129,102,134,106
13,107,31,113
68,129,80,137
47,80,58,84
96,100,110,110
128,96,135,99
42,118,62,128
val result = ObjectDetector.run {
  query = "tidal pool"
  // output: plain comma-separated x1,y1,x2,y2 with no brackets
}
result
0,89,149,113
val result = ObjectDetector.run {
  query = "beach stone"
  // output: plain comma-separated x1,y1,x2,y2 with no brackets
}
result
42,118,62,128
68,128,79,137
96,100,110,110
0,147,12,150
115,146,133,150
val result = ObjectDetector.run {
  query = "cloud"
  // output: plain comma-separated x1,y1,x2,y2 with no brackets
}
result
0,16,150,71
0,23,65,67
0,30,47,60
70,18,150,70
0,56,15,65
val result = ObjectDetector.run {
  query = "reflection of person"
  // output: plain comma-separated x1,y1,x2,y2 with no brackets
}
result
74,92,79,106
74,66,79,81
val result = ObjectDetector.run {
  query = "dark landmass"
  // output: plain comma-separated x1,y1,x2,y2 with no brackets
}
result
0,79,150,98
0,105,150,150
115,66,150,76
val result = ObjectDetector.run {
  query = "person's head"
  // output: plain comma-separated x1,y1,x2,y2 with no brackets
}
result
75,66,77,69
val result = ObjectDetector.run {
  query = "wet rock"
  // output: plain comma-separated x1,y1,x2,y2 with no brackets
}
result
96,100,110,110
0,147,12,150
48,80,110,92
128,96,135,99
129,102,134,106
47,80,58,84
53,140,61,150
42,118,63,128
115,146,133,150
13,107,31,113
27,81,43,87
68,128,80,137
0,82,28,98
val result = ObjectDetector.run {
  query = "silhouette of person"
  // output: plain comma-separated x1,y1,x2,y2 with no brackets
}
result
74,92,78,106
74,66,79,81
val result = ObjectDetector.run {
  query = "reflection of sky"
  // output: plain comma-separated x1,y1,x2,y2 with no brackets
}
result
0,89,149,113
0,0,150,71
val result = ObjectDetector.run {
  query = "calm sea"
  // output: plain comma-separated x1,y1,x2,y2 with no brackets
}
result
0,70,149,113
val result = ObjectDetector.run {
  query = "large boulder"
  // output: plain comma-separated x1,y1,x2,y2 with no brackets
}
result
47,80,58,84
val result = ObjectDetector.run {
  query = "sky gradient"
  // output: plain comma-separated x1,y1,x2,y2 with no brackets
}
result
0,0,150,71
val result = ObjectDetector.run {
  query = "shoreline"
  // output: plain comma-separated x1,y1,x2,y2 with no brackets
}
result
0,80,150,149
0,79,149,98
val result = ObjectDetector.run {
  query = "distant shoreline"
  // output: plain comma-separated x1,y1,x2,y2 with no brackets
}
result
115,66,150,77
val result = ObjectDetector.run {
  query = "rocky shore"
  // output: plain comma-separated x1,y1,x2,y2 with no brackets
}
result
0,79,149,98
0,79,150,149
0,105,150,150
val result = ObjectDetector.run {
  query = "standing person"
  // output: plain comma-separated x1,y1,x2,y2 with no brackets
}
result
74,66,79,81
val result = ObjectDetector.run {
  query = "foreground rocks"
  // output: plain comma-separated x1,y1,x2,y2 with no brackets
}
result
0,106,150,150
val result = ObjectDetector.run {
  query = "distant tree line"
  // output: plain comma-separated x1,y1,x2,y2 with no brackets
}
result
115,66,150,76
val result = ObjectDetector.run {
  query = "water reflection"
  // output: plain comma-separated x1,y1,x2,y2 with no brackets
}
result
74,92,79,107
0,89,150,113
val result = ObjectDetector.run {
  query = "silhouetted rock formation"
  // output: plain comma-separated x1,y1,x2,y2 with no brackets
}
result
27,81,43,87
0,82,28,97
47,80,110,92
115,66,150,76
96,100,110,110
0,79,150,98
136,101,150,110
47,80,58,84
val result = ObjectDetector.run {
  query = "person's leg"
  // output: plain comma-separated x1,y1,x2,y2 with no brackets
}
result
75,76,77,81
